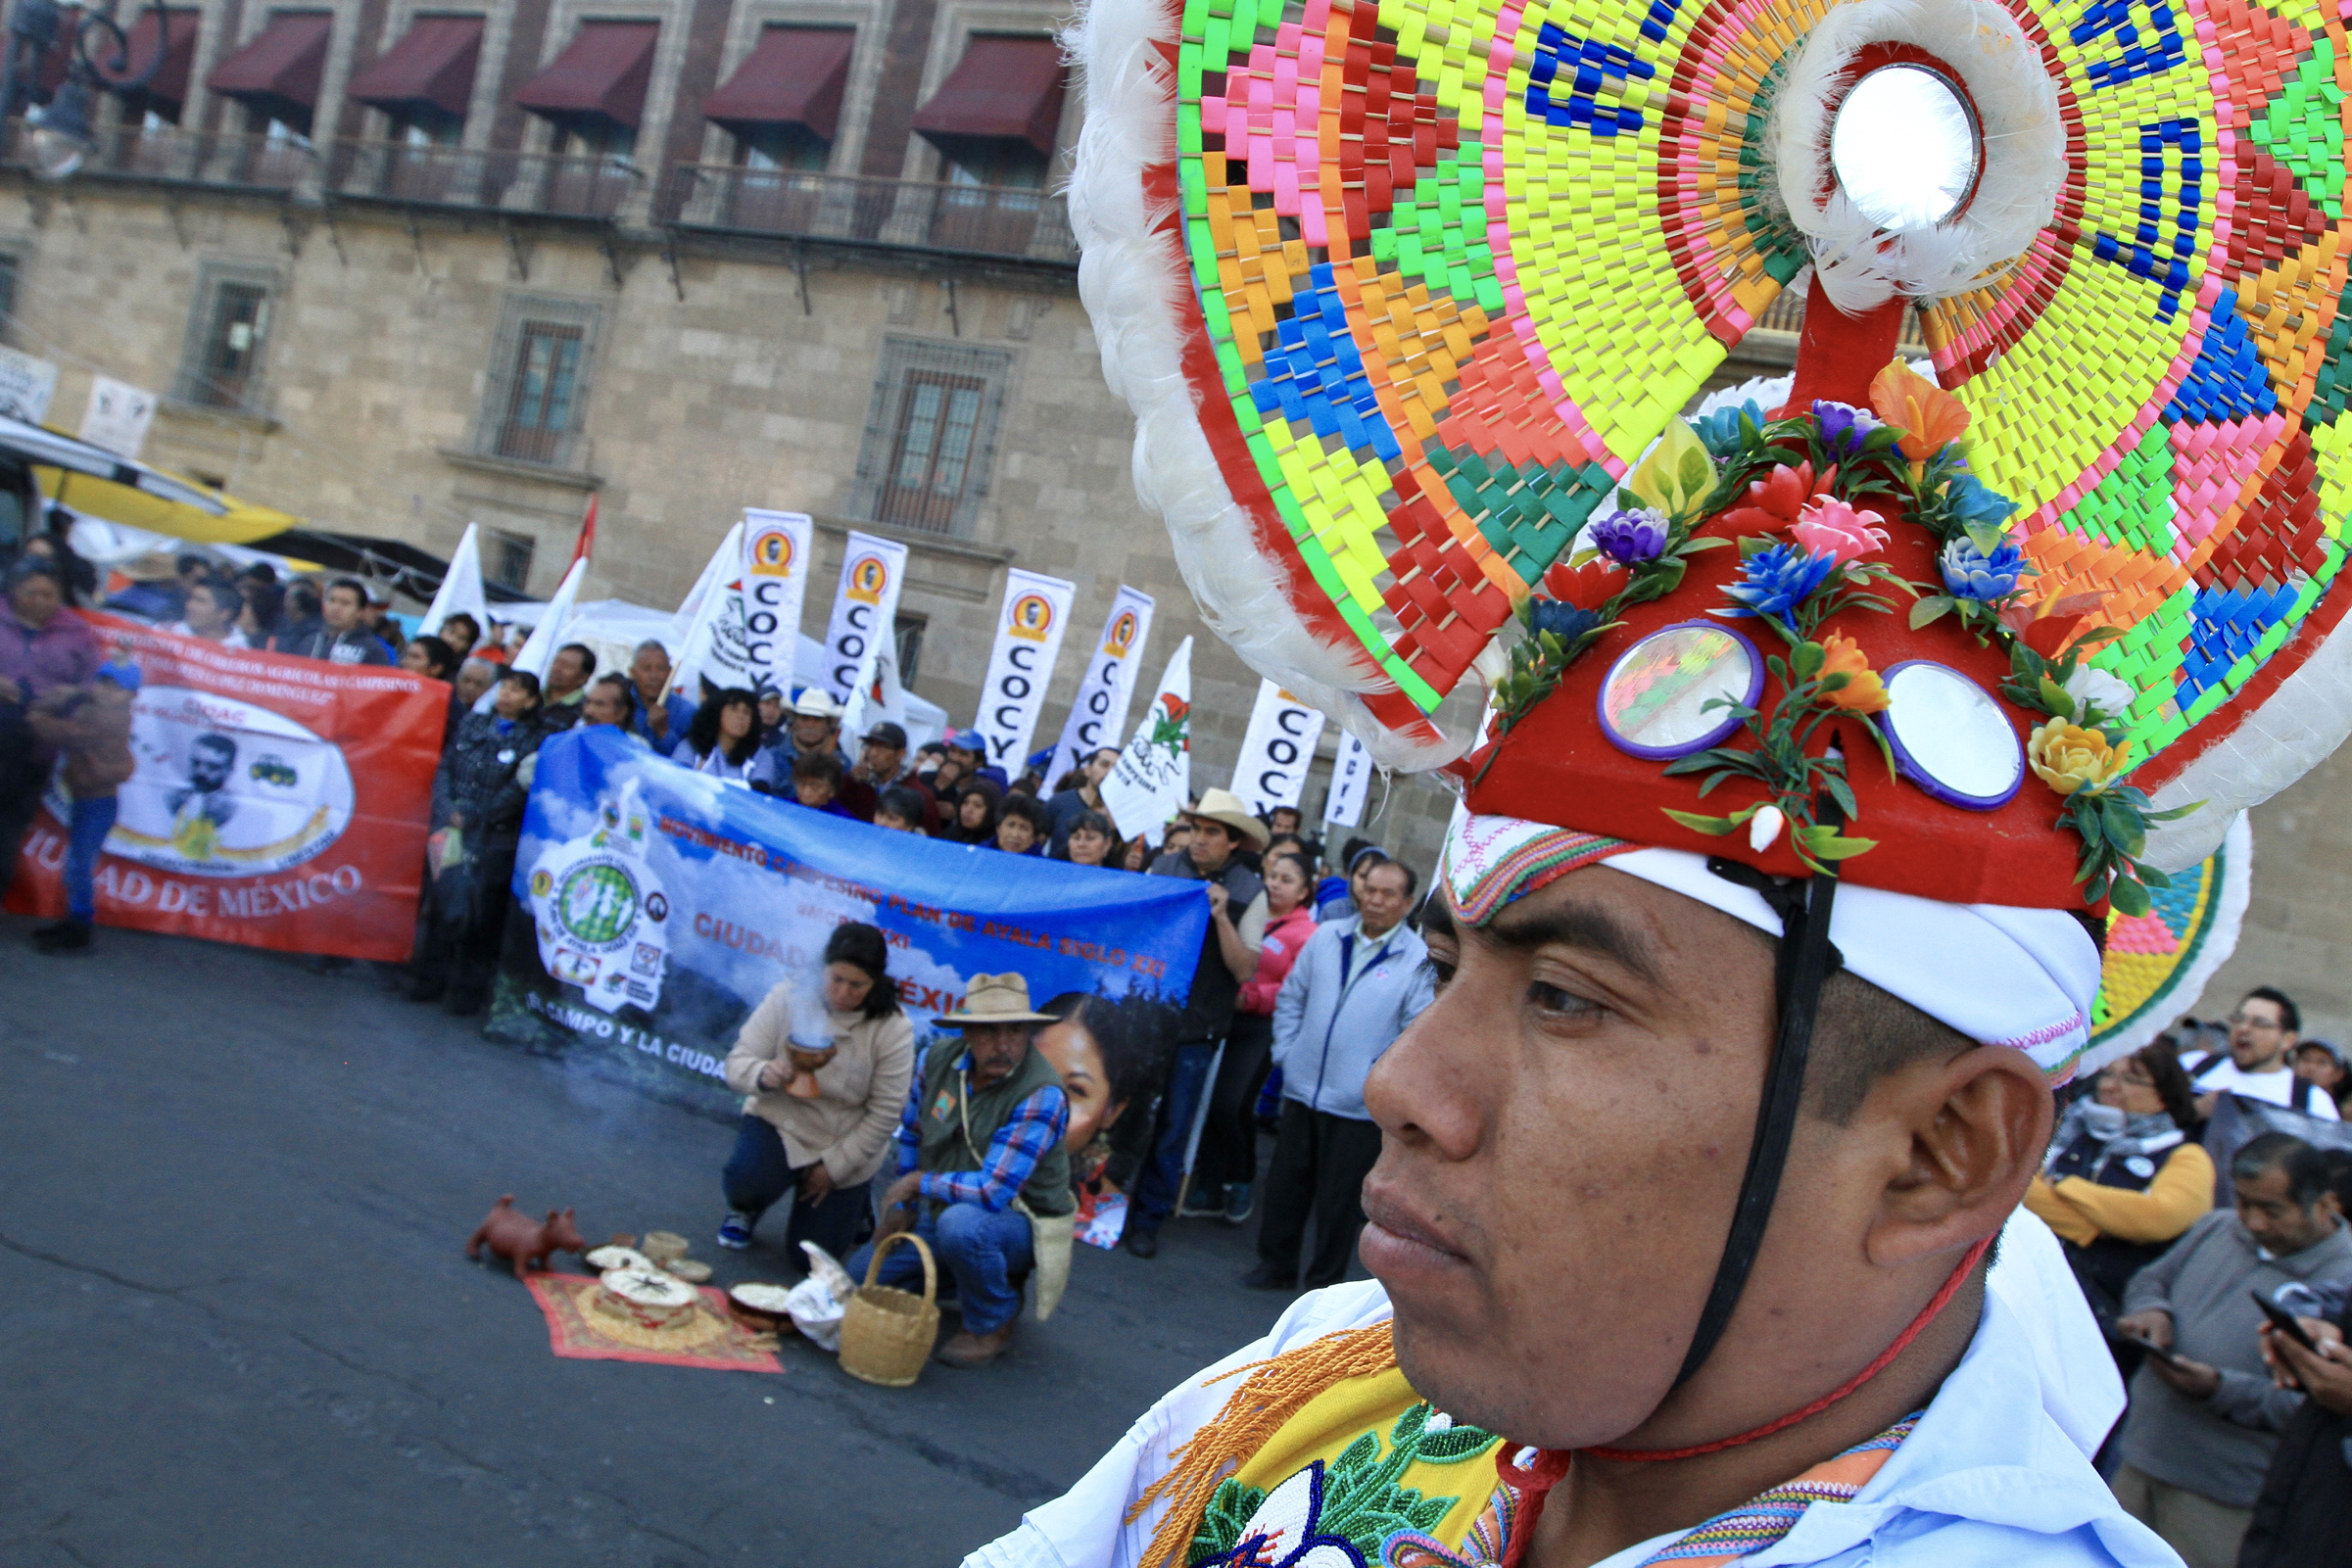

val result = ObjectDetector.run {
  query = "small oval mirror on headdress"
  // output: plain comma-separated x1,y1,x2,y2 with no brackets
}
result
1597,623,1763,759
1830,64,1981,230
1881,660,2026,809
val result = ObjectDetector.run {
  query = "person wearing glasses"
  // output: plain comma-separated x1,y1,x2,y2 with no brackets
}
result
2027,1040,2216,1369
2182,988,2341,1121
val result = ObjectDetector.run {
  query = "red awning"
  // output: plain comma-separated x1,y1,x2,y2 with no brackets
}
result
911,36,1064,156
207,11,332,114
702,26,853,141
97,8,203,108
345,14,483,118
513,21,658,128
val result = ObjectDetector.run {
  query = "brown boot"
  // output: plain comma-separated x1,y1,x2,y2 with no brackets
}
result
933,1320,1017,1368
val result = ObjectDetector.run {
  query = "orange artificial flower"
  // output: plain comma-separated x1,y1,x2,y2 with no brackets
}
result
1869,361,1970,462
1816,633,1891,713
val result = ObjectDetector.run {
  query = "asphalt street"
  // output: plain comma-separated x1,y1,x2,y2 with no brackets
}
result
0,917,1303,1568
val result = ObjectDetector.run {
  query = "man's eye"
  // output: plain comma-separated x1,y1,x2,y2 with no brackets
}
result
1527,982,1601,1020
1423,955,1457,992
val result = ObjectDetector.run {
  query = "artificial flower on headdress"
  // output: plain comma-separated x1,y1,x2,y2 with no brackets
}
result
1718,459,1835,534
1589,507,1670,565
1622,418,1716,522
1868,362,1971,462
1691,398,1768,459
1817,633,1891,713
1812,401,1883,460
1792,498,1890,566
1938,535,2025,601
1720,544,1841,626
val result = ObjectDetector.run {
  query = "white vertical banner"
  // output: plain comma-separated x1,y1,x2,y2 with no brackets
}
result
820,531,910,702
1229,680,1327,816
418,524,489,641
973,568,1078,773
668,521,747,701
739,508,813,694
1046,585,1155,785
1321,731,1373,829
1101,636,1192,845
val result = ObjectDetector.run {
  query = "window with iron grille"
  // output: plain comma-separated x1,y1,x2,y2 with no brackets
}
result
487,528,536,592
473,294,602,470
852,338,1013,536
893,615,926,687
0,254,19,345
175,262,279,411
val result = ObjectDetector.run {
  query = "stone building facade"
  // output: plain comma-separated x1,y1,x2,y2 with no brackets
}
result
0,0,1473,860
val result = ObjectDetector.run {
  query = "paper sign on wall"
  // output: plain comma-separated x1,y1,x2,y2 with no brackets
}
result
820,532,910,703
79,376,157,459
1046,586,1155,786
739,509,812,694
973,568,1077,772
1229,680,1327,817
0,347,59,423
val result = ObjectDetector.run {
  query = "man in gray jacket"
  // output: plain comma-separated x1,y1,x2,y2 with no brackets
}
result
2111,1132,2352,1568
1242,857,1434,1292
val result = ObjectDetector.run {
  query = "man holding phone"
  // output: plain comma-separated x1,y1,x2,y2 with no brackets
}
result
2110,1133,2352,1568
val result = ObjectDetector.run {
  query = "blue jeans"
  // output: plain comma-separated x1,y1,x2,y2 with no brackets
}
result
65,795,118,922
721,1117,871,1262
1129,1038,1220,1229
846,1200,1033,1335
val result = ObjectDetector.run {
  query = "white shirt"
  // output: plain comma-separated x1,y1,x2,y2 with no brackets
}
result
164,621,251,649
2188,1056,2341,1118
965,1211,2166,1568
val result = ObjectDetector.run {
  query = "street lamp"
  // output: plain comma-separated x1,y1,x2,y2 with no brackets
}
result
1,0,171,180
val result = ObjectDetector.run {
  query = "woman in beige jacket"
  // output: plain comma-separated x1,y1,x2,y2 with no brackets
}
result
716,923,916,1258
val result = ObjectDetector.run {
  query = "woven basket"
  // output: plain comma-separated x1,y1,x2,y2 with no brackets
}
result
839,1231,939,1387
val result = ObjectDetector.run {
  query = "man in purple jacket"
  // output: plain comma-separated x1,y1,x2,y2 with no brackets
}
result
1,558,101,894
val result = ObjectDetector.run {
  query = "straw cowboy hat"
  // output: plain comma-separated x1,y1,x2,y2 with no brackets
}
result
936,973,1058,1026
792,689,841,719
1183,787,1272,850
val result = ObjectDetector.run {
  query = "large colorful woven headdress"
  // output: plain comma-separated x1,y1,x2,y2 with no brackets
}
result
1070,0,2352,886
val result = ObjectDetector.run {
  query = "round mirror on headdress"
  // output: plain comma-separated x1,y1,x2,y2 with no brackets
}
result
1829,65,1981,231
1878,661,2026,810
1597,624,1762,760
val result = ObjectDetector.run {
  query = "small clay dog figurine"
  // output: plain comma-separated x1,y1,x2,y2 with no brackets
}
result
466,1195,587,1277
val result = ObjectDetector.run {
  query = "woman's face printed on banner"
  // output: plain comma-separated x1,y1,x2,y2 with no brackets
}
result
1036,1015,1125,1159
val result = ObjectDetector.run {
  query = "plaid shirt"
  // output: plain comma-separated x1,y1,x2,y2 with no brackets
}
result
893,1052,1069,1212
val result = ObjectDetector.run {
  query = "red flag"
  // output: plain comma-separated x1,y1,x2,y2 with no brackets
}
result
569,494,599,569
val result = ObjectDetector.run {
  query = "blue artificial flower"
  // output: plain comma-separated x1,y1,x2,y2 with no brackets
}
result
1690,400,1766,459
1811,400,1882,459
1720,543,1840,624
1589,507,1669,565
1940,535,2025,600
1943,469,2018,532
1527,597,1602,644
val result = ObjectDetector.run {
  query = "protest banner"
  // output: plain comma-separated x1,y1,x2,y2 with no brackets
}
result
738,509,812,694
1229,679,1327,816
819,532,909,702
1101,636,1191,844
1322,731,1372,829
487,727,1211,1117
972,568,1076,773
4,614,445,959
418,523,488,640
1046,585,1154,785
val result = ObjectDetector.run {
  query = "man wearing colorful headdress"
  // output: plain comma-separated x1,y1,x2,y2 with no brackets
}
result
979,0,2352,1555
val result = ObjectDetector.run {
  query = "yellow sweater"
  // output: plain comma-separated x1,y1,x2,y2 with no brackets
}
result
2024,1140,2215,1248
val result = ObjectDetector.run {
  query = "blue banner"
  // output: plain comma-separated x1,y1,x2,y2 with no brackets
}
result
488,727,1210,1117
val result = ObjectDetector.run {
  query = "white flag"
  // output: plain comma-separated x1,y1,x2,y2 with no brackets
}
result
511,558,587,681
820,532,910,703
668,522,748,701
973,568,1078,774
1101,636,1192,845
1321,732,1373,829
1229,680,1327,816
419,523,489,641
1046,586,1155,786
838,632,909,744
739,509,812,695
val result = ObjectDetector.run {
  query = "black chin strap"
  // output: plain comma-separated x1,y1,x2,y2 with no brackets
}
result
1675,828,1845,1388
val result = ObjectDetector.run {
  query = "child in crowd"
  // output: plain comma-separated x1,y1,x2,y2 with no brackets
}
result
26,653,140,954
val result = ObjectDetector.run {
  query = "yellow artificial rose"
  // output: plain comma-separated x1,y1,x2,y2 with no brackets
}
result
1816,633,1890,713
2028,720,2132,796
1625,418,1714,520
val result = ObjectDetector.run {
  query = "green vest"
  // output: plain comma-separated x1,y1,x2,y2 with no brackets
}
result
915,1036,1075,1217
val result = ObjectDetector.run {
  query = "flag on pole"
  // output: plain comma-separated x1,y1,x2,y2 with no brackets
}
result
512,558,588,680
666,522,746,701
1046,586,1155,785
1229,680,1327,815
418,523,488,641
972,568,1078,773
838,632,909,744
1321,732,1373,829
569,494,599,570
1100,637,1192,845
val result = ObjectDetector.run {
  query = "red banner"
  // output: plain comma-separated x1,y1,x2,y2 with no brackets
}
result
6,612,446,960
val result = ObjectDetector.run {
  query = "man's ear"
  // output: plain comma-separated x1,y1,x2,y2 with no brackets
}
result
1864,1045,2052,1270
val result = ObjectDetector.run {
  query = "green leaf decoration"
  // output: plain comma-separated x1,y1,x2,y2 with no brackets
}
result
1909,594,1955,630
1796,826,1879,860
1662,808,1744,835
2037,674,2074,717
1191,1479,1266,1565
2108,876,2151,918
1791,641,1826,682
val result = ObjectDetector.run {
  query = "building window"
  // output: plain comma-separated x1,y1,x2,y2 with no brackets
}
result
0,254,19,345
176,264,277,411
487,528,535,592
894,615,925,687
854,339,1013,535
474,294,601,470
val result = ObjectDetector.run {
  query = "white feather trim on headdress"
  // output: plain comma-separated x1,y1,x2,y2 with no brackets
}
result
1064,0,1476,772
1771,0,2064,314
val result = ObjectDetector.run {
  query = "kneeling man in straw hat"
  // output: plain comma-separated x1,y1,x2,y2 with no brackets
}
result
853,973,1075,1369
